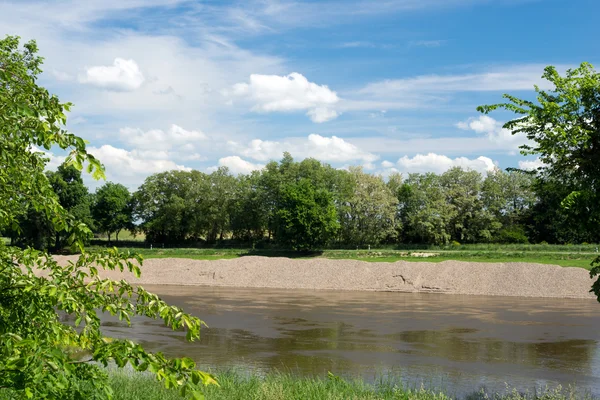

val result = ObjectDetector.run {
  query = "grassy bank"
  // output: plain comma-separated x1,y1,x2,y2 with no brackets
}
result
93,246,600,269
1,369,583,400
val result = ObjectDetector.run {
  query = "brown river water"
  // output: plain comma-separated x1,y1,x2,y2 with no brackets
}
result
101,285,600,397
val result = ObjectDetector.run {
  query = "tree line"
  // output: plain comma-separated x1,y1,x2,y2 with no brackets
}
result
5,152,598,251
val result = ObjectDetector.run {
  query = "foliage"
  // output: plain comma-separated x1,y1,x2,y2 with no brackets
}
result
133,171,206,244
338,167,399,246
0,36,216,399
440,167,499,243
478,62,600,242
229,172,268,243
397,173,454,245
479,62,600,299
92,182,134,242
495,226,530,244
9,369,583,400
275,178,340,251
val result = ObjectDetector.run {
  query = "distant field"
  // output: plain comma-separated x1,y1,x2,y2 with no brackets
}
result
105,246,599,269
5,234,597,269
94,229,145,242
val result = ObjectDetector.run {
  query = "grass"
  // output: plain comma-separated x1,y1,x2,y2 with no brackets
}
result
94,229,145,242
96,246,600,270
1,369,579,400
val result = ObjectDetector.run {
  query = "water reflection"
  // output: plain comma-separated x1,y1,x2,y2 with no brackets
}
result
101,285,600,397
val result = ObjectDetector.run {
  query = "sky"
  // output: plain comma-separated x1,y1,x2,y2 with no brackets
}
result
2,0,599,189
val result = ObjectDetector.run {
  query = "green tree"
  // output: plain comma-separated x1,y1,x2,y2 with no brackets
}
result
275,178,340,251
202,168,237,243
47,162,95,249
134,170,205,244
398,173,454,245
0,36,216,399
439,167,499,243
478,62,600,298
339,167,399,246
10,162,95,250
478,62,600,242
93,182,133,242
230,172,268,243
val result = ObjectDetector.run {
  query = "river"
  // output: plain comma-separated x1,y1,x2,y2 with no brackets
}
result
101,285,600,397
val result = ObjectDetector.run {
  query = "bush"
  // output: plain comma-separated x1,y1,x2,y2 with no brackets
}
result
495,226,530,244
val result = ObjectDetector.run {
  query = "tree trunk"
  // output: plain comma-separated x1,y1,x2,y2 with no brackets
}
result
55,232,61,252
116,230,120,242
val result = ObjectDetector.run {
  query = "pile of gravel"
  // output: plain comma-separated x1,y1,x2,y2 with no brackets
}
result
53,255,596,299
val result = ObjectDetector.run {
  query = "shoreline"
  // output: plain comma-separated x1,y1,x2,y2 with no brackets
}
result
54,255,597,299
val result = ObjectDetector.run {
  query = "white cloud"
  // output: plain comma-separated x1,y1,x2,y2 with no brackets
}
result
214,156,265,175
456,115,529,152
339,41,377,48
359,65,558,96
120,124,207,151
80,58,145,91
88,145,190,186
409,40,445,47
229,134,378,163
51,69,73,81
229,72,340,122
228,139,283,162
518,157,544,171
396,153,497,174
381,160,395,168
306,134,377,162
307,107,339,123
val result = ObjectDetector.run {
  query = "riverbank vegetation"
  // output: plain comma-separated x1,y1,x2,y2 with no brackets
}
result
0,369,586,400
99,245,596,269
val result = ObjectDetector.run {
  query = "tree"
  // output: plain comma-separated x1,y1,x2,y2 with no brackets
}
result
47,162,95,249
478,62,600,298
0,36,216,399
8,162,95,250
339,167,399,246
439,167,499,243
93,182,133,242
397,173,454,245
478,62,600,242
134,170,205,244
230,172,268,243
202,168,237,243
275,178,340,251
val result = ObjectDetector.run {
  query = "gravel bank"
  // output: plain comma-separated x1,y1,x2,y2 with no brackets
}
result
53,256,596,299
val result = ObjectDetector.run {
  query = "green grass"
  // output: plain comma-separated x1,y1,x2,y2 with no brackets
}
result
57,369,591,400
94,229,145,242
101,246,600,270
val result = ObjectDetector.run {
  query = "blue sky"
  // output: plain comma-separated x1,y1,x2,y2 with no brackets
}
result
2,0,598,188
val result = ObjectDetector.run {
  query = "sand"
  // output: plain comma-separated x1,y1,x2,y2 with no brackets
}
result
51,255,597,299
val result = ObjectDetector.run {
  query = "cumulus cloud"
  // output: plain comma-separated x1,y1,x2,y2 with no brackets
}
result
228,134,378,163
80,58,145,91
396,153,496,174
518,157,544,171
229,72,340,122
306,134,377,162
120,124,207,151
456,115,529,152
88,144,190,186
213,156,265,175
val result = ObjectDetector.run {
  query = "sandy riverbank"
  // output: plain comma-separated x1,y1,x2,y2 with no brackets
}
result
52,255,597,299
